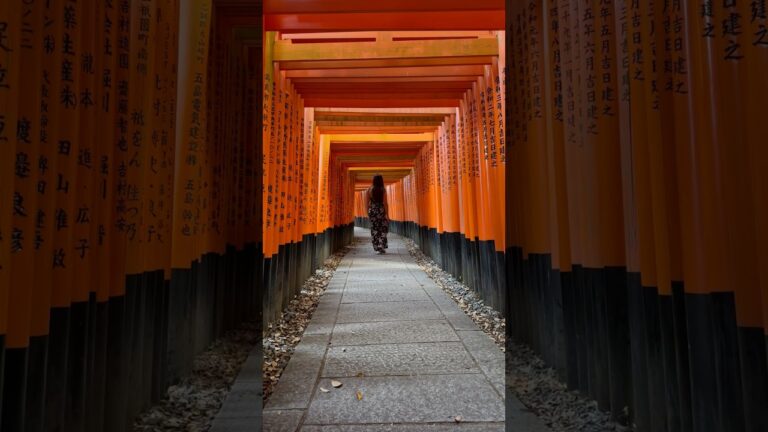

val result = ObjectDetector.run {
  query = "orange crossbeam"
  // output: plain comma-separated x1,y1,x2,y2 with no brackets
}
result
319,126,438,134
303,99,460,108
264,1,503,14
279,56,494,70
273,38,498,62
281,31,496,41
265,11,504,32
286,65,486,78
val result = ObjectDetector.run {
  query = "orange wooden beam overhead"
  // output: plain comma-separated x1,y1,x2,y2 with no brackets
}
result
296,88,473,100
295,82,475,91
339,152,418,159
352,173,412,179
352,167,413,178
292,77,477,84
331,146,424,153
319,126,438,134
330,142,426,150
346,170,415,178
315,111,447,121
315,107,456,114
354,173,414,188
264,0,503,14
333,151,422,159
318,120,441,126
303,98,460,108
282,31,496,41
354,177,411,183
349,164,416,169
329,133,433,142
304,92,467,101
273,38,498,62
265,11,504,32
352,168,414,176
349,170,414,176
278,56,494,70
315,110,446,134
267,29,498,109
285,65,486,78
333,156,421,162
331,141,426,158
319,123,438,130
353,173,413,181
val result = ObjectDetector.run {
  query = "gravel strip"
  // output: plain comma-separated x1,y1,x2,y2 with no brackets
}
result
505,342,630,431
403,238,630,432
403,238,505,349
262,244,352,403
133,321,260,432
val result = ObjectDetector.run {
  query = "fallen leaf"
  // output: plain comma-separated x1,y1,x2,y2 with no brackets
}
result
319,387,329,393
356,390,363,400
331,380,343,388
356,372,364,377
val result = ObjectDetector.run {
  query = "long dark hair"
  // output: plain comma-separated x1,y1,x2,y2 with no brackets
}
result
371,174,385,203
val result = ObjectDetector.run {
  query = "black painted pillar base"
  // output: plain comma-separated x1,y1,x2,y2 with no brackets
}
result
1,347,28,432
45,307,70,432
25,335,48,432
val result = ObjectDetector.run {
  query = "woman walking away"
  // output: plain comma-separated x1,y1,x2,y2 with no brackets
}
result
367,174,389,254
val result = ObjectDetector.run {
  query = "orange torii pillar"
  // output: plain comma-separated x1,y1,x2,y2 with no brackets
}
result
0,1,262,430
504,1,768,431
261,33,357,326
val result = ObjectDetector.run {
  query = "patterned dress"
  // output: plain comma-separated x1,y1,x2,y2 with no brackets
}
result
367,199,389,253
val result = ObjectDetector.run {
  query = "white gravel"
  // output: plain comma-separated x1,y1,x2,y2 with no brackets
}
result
403,238,505,349
133,321,259,432
403,238,631,432
262,244,352,403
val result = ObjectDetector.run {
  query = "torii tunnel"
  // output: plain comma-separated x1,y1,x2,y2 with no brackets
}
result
1,0,768,431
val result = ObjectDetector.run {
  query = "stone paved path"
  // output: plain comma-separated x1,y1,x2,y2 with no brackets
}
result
211,228,551,431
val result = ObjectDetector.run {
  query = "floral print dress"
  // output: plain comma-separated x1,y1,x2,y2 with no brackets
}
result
367,199,389,253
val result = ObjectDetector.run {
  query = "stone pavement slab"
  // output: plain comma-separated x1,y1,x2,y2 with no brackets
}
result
346,271,412,281
340,288,431,304
261,410,304,432
304,375,504,424
266,333,330,410
330,320,459,346
321,342,479,377
457,331,505,396
300,425,505,432
211,228,551,431
336,301,443,323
